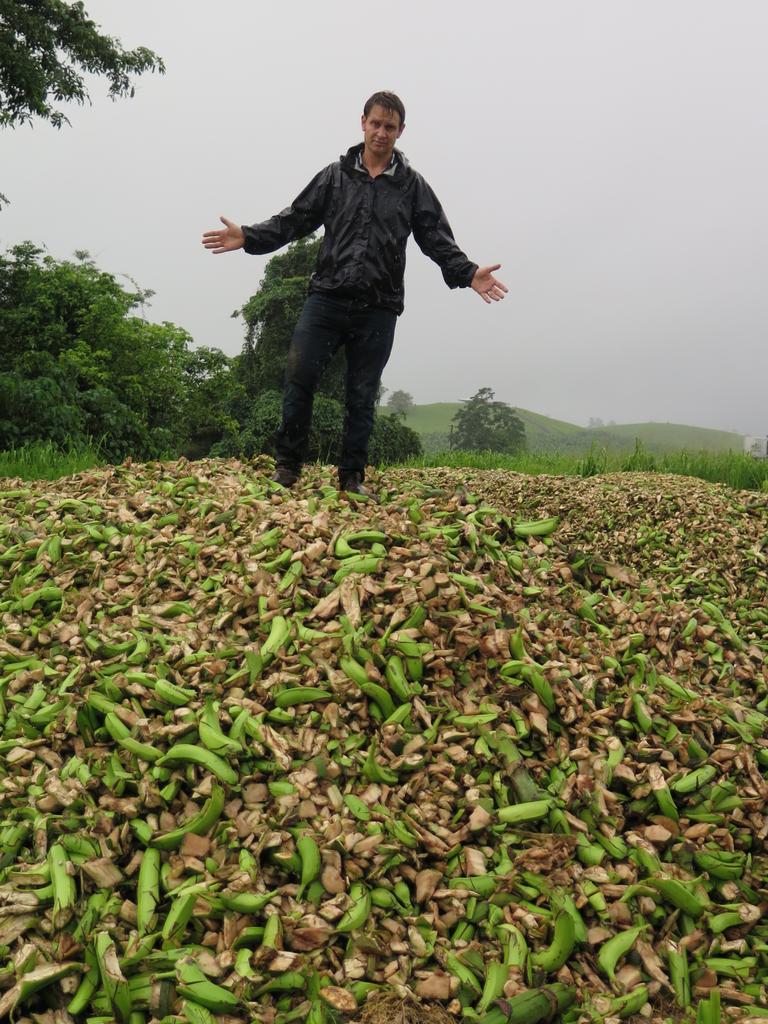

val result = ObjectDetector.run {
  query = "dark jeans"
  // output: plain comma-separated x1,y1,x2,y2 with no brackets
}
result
275,293,397,479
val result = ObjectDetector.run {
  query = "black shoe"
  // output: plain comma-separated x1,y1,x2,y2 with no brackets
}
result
272,465,299,488
339,471,376,499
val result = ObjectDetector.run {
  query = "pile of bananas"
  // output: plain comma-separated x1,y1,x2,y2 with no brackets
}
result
0,457,765,1024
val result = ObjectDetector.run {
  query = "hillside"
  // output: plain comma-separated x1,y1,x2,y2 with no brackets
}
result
400,403,744,455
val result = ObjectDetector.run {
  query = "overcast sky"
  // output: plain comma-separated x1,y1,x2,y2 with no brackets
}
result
2,1,767,435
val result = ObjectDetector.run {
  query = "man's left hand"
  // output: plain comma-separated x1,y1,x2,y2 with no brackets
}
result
471,264,508,304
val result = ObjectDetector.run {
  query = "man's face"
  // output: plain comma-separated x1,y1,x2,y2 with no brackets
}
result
361,104,404,161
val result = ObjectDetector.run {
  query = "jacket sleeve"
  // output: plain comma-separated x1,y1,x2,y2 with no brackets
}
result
241,165,334,254
411,175,478,288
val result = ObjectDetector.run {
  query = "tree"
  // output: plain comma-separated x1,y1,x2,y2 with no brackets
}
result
236,236,347,402
0,243,191,460
449,387,526,453
387,389,414,418
588,417,604,429
180,346,246,459
0,1,164,129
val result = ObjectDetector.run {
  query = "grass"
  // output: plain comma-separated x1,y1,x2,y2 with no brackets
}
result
0,437,105,482
2,438,767,493
399,443,768,492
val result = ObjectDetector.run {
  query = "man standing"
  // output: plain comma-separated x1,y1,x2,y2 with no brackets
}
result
202,91,507,495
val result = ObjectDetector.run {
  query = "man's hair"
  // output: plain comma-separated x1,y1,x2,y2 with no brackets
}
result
363,91,405,126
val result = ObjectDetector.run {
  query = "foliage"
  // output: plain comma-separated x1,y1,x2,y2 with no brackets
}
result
237,236,346,401
180,346,246,459
387,389,414,418
418,431,452,455
0,243,191,461
0,0,164,129
449,387,526,454
211,392,421,466
368,413,422,465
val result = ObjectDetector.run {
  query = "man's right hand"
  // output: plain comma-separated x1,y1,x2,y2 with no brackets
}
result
202,216,245,253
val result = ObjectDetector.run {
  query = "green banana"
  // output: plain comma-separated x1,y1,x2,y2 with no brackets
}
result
446,952,482,994
176,960,240,1013
295,618,328,642
48,843,76,928
344,794,372,821
278,560,303,592
95,930,132,1022
339,655,370,687
477,961,509,1014
383,702,412,725
388,818,419,849
262,911,282,948
632,692,653,734
359,681,396,718
449,875,497,897
274,686,333,708
151,783,225,850
513,516,559,538
362,741,399,785
530,910,577,974
161,890,198,943
499,924,528,968
336,882,372,932
384,655,412,702
335,534,360,558
136,847,161,935
666,940,690,1009
370,886,399,909
497,799,553,824
261,614,291,658
333,555,382,582
693,850,745,880
198,699,241,755
66,947,100,1016
551,894,588,943
1,961,83,1019
648,764,679,821
594,984,650,1020
216,889,277,914
645,876,708,918
104,712,161,762
670,764,717,794
126,633,151,665
156,744,238,785
597,924,645,981
252,970,307,996
151,678,196,706
182,999,217,1024
297,834,321,899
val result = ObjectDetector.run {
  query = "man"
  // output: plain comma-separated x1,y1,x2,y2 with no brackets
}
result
202,91,507,495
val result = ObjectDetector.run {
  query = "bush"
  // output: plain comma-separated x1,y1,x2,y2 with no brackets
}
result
0,244,192,461
369,413,422,465
211,394,421,466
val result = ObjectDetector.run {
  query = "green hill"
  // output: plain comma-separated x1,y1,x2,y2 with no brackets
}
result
400,404,744,455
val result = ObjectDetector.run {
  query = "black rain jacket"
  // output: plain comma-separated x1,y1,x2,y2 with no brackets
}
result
241,144,477,315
